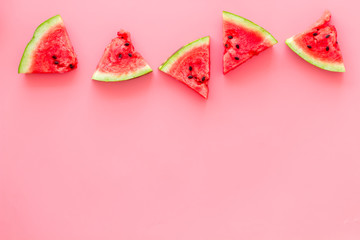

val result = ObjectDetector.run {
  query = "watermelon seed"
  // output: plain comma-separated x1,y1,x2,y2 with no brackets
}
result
118,54,122,59
128,53,132,57
236,44,239,49
228,35,233,39
313,32,318,36
202,76,206,82
52,55,57,59
235,57,239,60
326,46,329,51
188,75,193,79
189,66,192,71
69,64,74,69
307,45,312,49
125,42,130,46
54,61,59,65
225,44,229,48
326,34,330,38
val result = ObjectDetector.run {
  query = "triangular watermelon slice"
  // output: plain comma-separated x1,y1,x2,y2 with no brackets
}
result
159,36,210,98
285,10,345,72
18,15,78,73
223,11,278,74
92,30,152,81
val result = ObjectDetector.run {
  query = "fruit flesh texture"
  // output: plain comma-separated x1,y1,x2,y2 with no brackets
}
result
286,11,345,72
159,37,210,98
223,11,277,74
92,30,152,81
31,24,77,73
19,15,77,73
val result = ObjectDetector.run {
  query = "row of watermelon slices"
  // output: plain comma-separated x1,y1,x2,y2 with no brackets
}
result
18,11,345,99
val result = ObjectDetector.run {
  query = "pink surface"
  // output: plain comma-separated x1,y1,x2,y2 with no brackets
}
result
1,0,360,239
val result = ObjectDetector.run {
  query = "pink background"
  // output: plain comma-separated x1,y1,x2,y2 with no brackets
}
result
1,0,360,239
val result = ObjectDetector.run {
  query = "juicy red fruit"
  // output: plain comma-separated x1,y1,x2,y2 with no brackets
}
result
31,24,77,73
222,11,277,74
223,23,268,73
293,15,343,64
159,37,210,98
93,30,151,79
168,48,210,98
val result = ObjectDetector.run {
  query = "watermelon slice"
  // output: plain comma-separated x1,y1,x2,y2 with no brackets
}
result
18,15,78,73
223,11,277,74
92,30,152,81
159,36,210,98
285,11,345,72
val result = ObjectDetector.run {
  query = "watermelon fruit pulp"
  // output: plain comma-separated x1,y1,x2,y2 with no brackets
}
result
18,15,78,73
286,11,345,72
92,30,152,81
159,36,210,98
223,11,277,74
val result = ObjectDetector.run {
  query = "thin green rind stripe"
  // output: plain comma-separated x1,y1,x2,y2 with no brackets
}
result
18,15,63,73
286,37,345,72
159,36,210,72
223,11,278,45
92,64,153,82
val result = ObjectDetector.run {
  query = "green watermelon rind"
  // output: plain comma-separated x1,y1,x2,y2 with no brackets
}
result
158,36,210,72
285,37,346,72
222,11,278,45
18,15,63,73
92,65,153,82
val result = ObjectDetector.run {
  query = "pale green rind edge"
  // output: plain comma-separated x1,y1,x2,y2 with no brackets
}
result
18,15,63,73
285,37,345,72
158,36,210,72
92,64,153,82
223,11,278,45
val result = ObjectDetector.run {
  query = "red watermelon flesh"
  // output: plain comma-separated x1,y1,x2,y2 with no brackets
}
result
92,30,152,81
18,15,77,73
285,11,345,72
159,37,210,98
223,11,278,74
